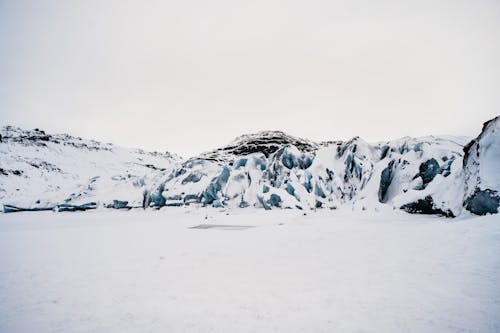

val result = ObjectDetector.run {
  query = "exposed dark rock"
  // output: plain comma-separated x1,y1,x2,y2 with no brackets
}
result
143,164,166,171
415,158,440,187
3,204,54,213
400,196,454,217
198,130,317,162
0,168,24,176
439,158,454,177
462,117,498,167
380,145,390,159
336,137,360,157
378,160,395,203
462,140,475,167
464,189,500,215
142,190,151,208
221,133,314,157
1,126,115,151
28,161,62,172
57,202,97,212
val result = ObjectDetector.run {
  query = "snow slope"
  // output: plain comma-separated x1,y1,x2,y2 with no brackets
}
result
0,126,180,209
0,209,499,332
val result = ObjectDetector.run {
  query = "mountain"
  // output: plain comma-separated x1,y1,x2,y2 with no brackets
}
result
154,133,469,216
0,126,180,211
1,117,499,216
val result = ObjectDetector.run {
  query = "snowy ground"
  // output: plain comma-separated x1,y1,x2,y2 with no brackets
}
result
0,209,499,333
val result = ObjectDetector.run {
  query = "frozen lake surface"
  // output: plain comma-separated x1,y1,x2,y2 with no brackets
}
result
0,208,499,332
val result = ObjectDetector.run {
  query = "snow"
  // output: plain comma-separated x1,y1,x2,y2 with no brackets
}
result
1,209,499,332
0,126,180,209
2,125,478,216
464,116,500,195
463,116,500,215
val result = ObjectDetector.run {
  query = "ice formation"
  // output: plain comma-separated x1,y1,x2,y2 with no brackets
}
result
1,117,499,216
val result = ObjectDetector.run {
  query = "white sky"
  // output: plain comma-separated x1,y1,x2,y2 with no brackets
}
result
1,0,499,157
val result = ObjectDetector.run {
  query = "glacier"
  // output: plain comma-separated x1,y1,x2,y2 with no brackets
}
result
1,116,499,216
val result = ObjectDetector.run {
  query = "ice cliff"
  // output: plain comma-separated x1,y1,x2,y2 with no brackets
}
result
463,116,500,215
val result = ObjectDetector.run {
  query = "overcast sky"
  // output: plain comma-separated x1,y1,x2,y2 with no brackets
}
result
1,0,499,157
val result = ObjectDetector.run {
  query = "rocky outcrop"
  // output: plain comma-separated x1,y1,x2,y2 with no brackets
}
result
463,116,500,215
401,196,454,218
415,158,440,188
464,189,500,215
198,131,318,162
378,160,395,203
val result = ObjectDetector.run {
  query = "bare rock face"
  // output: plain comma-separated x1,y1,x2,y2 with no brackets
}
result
416,158,440,188
198,131,318,162
400,196,455,217
463,116,500,215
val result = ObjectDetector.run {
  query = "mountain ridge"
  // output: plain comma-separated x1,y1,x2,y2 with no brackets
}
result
1,117,498,216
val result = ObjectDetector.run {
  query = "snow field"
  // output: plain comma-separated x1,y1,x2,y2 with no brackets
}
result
0,208,499,332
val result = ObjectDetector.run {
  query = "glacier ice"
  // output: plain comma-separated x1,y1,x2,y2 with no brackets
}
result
1,120,499,217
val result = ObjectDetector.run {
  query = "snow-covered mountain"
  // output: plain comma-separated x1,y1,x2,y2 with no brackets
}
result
1,117,499,216
198,130,319,162
0,126,181,211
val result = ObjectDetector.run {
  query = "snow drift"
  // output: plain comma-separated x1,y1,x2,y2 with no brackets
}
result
1,117,499,216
